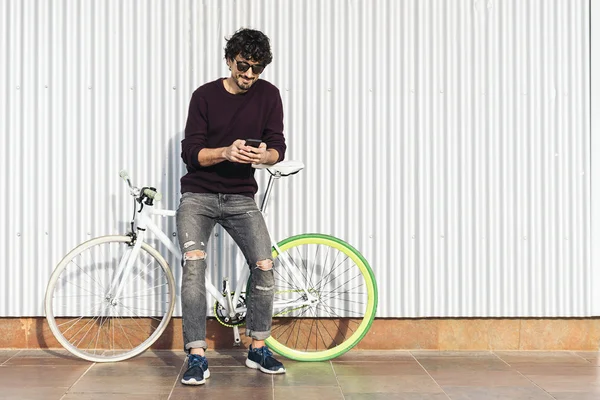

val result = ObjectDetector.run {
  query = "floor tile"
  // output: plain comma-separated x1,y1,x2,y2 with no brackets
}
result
272,361,338,386
443,386,555,399
69,364,179,394
573,351,600,365
0,350,20,364
202,352,248,367
332,360,427,376
201,348,276,366
344,393,450,400
63,394,168,400
338,374,443,394
0,364,89,389
550,393,600,400
334,350,415,362
412,351,495,358
274,386,344,399
120,350,186,367
494,351,591,366
429,370,536,387
514,364,600,376
0,387,68,400
4,349,90,365
523,373,600,393
189,366,274,388
170,386,274,399
415,355,511,372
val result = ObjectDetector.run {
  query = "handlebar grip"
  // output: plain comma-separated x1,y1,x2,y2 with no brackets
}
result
119,170,129,181
143,188,162,202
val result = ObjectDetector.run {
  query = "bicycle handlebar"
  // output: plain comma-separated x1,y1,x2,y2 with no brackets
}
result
143,188,162,201
119,169,162,202
119,170,133,188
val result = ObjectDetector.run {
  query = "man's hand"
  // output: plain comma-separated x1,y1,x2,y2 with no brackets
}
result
241,142,268,164
199,140,278,167
221,139,252,164
223,140,268,164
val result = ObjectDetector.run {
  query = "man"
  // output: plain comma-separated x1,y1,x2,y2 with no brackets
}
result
176,28,287,386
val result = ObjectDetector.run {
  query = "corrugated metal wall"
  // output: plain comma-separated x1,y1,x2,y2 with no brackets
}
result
0,0,592,317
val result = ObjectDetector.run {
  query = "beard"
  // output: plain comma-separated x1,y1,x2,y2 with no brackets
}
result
235,75,256,91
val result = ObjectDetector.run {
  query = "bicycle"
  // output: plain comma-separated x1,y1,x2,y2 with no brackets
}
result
44,161,378,363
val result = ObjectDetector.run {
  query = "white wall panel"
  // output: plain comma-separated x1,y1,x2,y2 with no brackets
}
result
0,0,593,317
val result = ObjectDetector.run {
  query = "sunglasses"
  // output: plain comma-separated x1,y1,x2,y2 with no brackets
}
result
235,60,266,74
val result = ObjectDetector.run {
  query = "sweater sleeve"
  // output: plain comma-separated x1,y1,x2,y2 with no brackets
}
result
181,92,208,170
262,89,286,163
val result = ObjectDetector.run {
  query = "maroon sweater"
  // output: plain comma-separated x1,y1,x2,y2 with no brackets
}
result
180,78,286,197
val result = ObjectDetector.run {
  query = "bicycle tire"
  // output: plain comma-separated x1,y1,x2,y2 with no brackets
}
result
265,233,378,361
45,235,176,362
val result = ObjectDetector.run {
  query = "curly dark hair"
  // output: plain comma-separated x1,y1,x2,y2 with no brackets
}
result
224,28,273,66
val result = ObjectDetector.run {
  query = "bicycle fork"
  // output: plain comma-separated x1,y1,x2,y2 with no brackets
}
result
106,237,145,310
106,208,154,311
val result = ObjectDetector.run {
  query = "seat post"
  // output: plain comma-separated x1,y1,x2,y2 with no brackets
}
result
259,173,280,214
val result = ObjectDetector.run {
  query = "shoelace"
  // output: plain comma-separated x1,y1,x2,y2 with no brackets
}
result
257,346,274,359
188,355,204,368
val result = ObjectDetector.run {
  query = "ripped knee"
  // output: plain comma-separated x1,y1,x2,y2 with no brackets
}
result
255,259,273,271
184,250,206,261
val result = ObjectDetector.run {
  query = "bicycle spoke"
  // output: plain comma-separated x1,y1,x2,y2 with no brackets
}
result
308,245,338,293
118,291,171,300
313,258,353,294
271,306,312,341
319,280,366,300
309,306,334,350
305,311,317,352
312,308,358,345
72,314,104,348
275,254,309,292
113,307,152,348
307,245,321,292
318,302,365,319
293,246,311,286
74,253,107,294
319,295,366,308
60,302,105,335
275,317,298,346
114,316,135,350
119,302,168,323
117,258,159,296
52,294,106,298
89,315,109,354
273,268,300,292
121,282,171,298
53,298,106,313
59,277,105,299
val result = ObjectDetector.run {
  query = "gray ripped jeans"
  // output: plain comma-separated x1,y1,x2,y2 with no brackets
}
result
176,192,275,352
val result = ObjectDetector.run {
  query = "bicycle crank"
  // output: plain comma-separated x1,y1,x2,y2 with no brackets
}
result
214,292,247,327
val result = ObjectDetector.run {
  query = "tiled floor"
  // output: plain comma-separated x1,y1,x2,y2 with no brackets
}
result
1,349,599,399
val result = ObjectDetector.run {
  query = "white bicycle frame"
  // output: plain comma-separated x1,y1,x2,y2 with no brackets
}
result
109,167,315,345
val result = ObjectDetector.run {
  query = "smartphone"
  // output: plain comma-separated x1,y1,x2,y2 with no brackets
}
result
245,139,262,148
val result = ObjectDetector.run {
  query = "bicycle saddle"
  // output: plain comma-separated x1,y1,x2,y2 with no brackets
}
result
253,160,305,176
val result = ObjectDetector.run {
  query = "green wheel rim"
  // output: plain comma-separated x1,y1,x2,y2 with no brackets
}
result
265,234,378,361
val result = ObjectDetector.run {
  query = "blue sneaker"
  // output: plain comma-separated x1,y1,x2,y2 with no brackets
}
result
246,345,286,374
181,354,210,385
